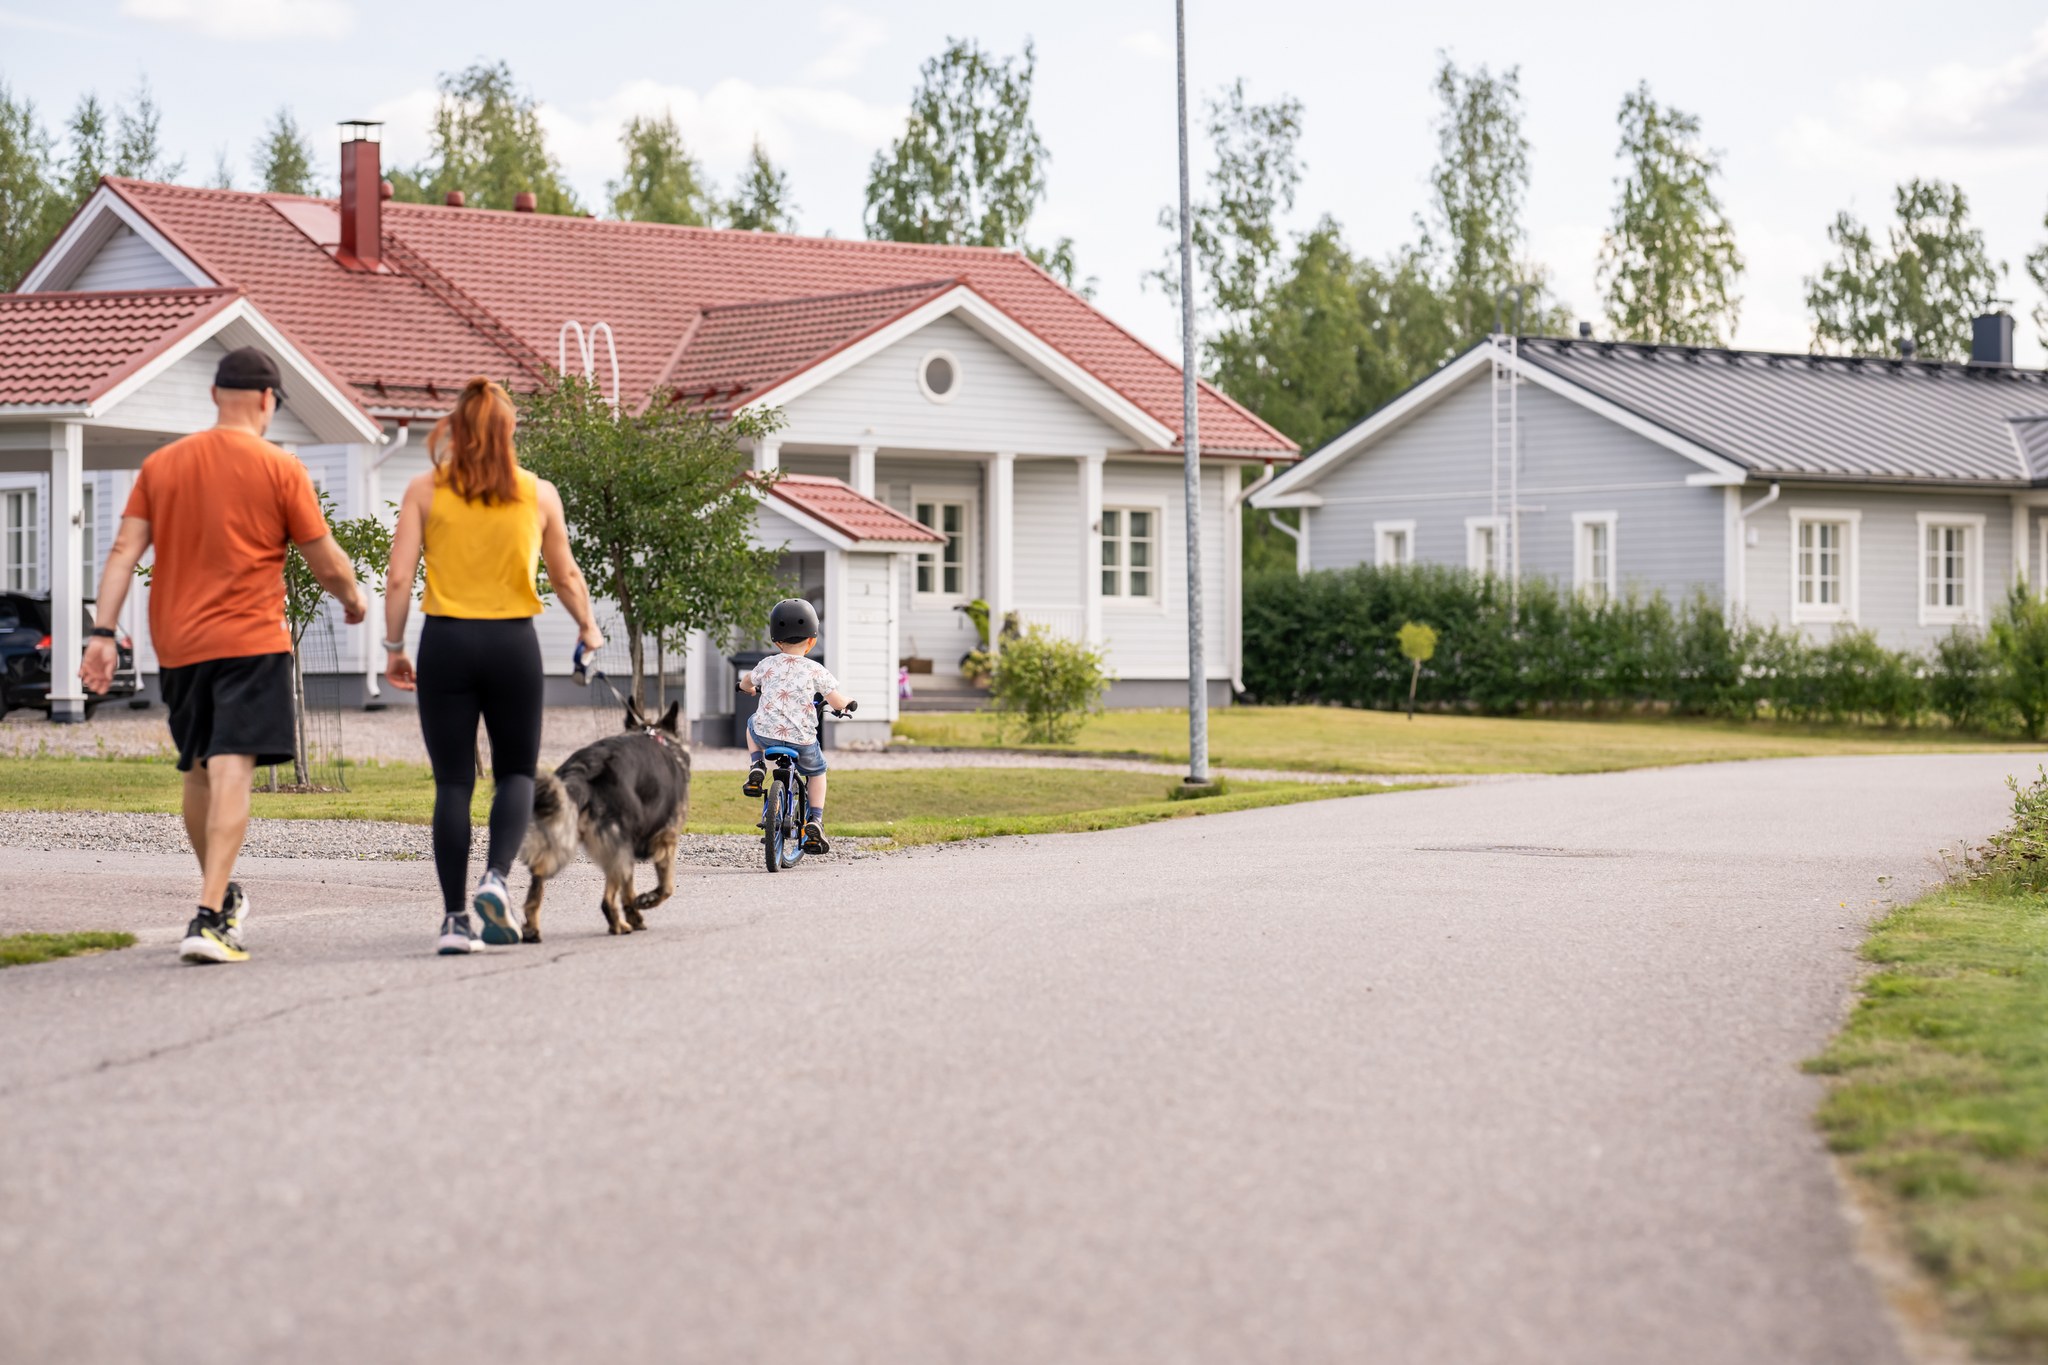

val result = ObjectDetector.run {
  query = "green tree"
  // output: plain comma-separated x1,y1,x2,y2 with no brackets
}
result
1153,81,1304,329
390,62,581,214
1597,83,1743,345
1805,179,2004,360
0,81,62,287
864,36,1075,276
253,107,318,195
608,111,708,225
1424,56,1562,340
716,139,797,232
2025,207,2048,350
517,376,789,705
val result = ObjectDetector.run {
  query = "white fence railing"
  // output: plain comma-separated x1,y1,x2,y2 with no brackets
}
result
1014,604,1086,640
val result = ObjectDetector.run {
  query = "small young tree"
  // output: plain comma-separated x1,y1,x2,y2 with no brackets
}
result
518,376,788,705
274,491,394,785
1991,581,2048,741
1397,621,1438,720
987,625,1111,744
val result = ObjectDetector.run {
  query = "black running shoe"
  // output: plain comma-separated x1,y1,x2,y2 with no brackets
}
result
180,908,247,964
801,821,830,855
436,912,481,955
741,763,765,798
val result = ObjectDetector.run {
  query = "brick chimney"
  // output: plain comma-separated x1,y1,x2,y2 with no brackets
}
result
338,121,383,270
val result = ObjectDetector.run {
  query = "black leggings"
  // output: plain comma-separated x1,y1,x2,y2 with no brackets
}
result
415,615,544,918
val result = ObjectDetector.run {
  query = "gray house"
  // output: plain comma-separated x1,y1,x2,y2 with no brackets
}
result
1251,315,2048,650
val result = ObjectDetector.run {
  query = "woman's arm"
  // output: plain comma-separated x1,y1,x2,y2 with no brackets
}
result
381,474,431,692
538,479,604,651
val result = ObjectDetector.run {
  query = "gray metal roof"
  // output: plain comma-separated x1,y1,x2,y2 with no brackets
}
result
1517,337,2048,486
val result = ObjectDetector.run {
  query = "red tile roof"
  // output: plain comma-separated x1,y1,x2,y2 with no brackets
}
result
667,279,959,408
0,287,238,406
767,474,946,544
98,179,1295,455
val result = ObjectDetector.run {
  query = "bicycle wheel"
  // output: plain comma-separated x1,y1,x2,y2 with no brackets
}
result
764,776,786,873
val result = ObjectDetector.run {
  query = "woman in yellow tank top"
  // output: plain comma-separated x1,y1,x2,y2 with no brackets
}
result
380,377,604,956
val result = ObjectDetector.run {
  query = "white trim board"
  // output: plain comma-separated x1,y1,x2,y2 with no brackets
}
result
1788,507,1863,626
19,185,214,293
1916,510,1988,628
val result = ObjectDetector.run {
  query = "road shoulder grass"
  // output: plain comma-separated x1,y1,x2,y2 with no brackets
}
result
894,707,2035,776
1,931,136,967
1808,831,2048,1357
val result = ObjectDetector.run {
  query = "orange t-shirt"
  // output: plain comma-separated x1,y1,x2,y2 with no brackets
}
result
123,428,328,669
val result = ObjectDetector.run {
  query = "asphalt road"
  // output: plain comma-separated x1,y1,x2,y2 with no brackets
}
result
0,752,2029,1364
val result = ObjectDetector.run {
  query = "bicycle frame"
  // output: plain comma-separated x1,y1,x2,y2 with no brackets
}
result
756,693,851,873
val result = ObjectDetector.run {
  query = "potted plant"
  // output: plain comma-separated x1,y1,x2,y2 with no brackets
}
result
960,648,994,688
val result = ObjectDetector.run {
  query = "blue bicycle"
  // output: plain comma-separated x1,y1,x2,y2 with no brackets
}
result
757,693,856,873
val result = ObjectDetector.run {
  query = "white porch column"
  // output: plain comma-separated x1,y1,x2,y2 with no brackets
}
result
886,554,902,722
2013,496,2031,587
755,437,781,475
47,421,85,723
1080,452,1104,645
851,443,877,499
987,452,1015,649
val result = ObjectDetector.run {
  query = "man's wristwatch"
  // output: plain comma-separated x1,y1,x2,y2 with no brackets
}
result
383,639,408,654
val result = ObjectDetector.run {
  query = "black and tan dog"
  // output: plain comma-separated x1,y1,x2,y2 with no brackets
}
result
520,700,691,942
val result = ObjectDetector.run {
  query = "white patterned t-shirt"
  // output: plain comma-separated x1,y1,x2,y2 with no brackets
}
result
749,652,839,744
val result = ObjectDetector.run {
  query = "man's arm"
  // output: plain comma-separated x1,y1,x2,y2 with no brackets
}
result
80,516,150,695
296,534,367,624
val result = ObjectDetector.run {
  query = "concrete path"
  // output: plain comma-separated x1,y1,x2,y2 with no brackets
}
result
0,752,2029,1364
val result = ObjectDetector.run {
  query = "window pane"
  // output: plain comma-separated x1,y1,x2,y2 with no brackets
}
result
943,564,960,595
1130,538,1149,569
1102,537,1119,568
1130,570,1150,597
1102,509,1119,540
945,530,963,571
1130,511,1151,539
916,502,935,527
942,504,961,536
917,560,933,594
1102,568,1118,597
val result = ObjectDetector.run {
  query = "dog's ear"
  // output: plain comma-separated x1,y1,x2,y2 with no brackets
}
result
623,699,645,730
658,701,681,735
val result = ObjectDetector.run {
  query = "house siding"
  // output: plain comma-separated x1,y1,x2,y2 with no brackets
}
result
878,456,981,670
68,225,190,292
1303,372,1726,601
98,340,321,447
1742,486,2015,650
778,313,1125,456
1100,460,1227,679
1014,457,1081,613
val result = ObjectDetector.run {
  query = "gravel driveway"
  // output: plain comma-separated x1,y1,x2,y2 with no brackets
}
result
3,752,2025,1364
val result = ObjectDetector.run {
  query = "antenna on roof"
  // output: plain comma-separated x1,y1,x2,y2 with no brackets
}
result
558,320,620,411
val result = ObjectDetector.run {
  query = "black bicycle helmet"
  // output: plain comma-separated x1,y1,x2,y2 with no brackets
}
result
769,597,821,643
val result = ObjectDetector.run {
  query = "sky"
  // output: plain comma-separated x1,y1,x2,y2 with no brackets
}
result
7,0,2048,365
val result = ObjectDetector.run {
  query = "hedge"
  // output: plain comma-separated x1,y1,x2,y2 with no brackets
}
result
1242,565,2048,734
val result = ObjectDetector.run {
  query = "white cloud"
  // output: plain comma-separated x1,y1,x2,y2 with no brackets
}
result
1119,30,1170,62
119,0,354,41
1785,21,2048,165
805,5,887,82
0,7,95,36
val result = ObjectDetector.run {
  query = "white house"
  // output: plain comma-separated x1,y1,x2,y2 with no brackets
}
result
3,124,1297,742
1253,323,2048,652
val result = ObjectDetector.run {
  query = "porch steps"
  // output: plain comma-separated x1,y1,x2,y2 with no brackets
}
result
898,674,990,713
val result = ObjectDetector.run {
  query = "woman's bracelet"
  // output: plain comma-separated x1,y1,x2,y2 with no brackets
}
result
383,639,408,654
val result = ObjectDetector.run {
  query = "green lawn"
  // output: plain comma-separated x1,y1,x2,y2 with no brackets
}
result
1808,872,2048,1357
1,931,136,967
895,707,2037,775
0,757,1396,848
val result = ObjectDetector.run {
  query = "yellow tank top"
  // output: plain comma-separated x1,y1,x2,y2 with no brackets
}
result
421,466,545,619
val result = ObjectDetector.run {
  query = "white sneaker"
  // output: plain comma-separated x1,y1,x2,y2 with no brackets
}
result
472,871,521,946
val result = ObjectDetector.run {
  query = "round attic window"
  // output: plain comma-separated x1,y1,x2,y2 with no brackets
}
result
918,351,959,403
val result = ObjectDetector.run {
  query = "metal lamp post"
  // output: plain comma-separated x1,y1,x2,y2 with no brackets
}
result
1176,0,1210,786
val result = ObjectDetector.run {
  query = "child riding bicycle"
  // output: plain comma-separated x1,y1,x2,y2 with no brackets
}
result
738,598,853,854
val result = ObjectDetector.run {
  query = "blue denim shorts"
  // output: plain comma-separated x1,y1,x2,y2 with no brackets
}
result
747,719,827,777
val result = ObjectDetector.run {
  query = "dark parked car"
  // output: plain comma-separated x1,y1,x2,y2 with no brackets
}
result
0,592,139,718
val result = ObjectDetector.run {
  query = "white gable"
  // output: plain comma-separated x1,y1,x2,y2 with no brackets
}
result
97,338,320,446
69,224,192,292
777,313,1128,457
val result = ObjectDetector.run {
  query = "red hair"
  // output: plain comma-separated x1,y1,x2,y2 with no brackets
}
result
428,377,520,505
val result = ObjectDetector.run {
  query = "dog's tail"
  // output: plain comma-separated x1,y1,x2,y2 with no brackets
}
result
522,769,583,877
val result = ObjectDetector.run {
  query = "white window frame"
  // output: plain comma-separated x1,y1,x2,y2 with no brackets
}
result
1789,508,1861,625
917,350,961,405
3,487,38,594
1100,505,1162,603
1572,511,1619,602
1374,518,1416,569
1917,511,1986,627
911,491,973,603
1465,514,1506,576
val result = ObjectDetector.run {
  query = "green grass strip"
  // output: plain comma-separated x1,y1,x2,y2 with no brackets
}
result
1,931,137,968
1807,876,2048,1357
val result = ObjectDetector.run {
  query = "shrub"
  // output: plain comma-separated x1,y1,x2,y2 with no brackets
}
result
1982,767,2048,892
988,626,1112,744
1929,626,2001,732
1991,582,2048,742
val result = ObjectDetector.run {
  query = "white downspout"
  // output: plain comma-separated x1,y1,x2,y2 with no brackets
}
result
362,422,410,706
1733,481,1780,620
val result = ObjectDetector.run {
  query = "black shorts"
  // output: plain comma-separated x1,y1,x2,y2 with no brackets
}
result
160,652,296,772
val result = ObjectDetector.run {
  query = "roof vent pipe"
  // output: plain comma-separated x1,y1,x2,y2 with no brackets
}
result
1971,312,2014,367
445,190,466,208
513,191,537,213
1898,336,1916,360
337,120,383,271
1577,321,1593,339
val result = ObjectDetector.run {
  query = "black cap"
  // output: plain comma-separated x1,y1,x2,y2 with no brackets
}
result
214,346,287,399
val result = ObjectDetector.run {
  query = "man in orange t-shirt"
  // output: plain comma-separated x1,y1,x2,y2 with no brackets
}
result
81,347,368,965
